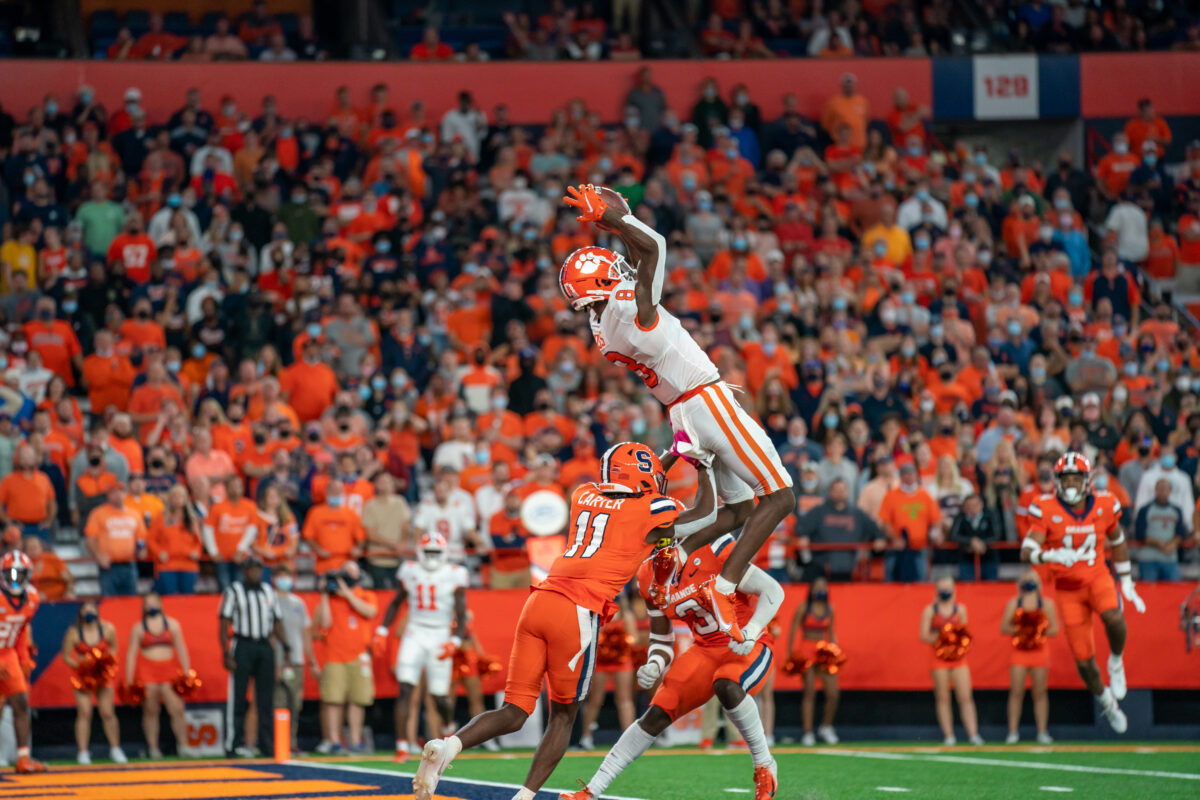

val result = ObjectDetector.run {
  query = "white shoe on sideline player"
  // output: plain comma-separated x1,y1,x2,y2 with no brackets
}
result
482,739,500,752
1108,655,1127,701
1005,732,1019,745
817,726,839,745
801,732,815,747
77,750,91,765
943,736,957,746
413,738,457,800
968,734,984,746
110,746,128,763
1036,731,1054,744
1102,700,1128,734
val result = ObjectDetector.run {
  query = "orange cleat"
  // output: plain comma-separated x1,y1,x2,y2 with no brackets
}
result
15,755,46,774
754,761,778,800
700,577,743,642
698,737,714,750
559,779,596,799
393,749,409,764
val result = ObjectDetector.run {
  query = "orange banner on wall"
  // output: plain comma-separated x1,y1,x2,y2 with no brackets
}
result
27,582,1198,708
1,58,930,126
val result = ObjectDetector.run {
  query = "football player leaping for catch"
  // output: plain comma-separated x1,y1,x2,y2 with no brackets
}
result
560,183,795,644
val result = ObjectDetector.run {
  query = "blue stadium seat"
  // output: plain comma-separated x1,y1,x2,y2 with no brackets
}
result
125,9,150,36
93,37,115,58
768,38,808,57
163,11,191,36
90,9,119,38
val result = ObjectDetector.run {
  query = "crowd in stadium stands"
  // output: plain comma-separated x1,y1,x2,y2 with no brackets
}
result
0,47,1198,597
84,0,1200,63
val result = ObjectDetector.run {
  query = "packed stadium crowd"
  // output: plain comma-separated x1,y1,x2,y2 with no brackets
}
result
0,29,1199,602
78,0,1200,64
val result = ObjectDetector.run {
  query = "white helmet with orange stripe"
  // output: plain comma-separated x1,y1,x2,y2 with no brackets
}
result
418,532,448,572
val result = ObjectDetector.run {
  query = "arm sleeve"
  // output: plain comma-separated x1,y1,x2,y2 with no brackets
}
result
1133,506,1148,542
621,213,666,305
674,470,716,539
738,565,785,634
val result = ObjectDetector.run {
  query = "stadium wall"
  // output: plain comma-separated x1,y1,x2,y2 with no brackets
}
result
28,583,1198,709
3,53,1198,131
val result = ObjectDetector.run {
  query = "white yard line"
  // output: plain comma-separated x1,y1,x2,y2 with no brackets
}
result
289,758,652,800
1038,787,1074,792
814,749,1200,782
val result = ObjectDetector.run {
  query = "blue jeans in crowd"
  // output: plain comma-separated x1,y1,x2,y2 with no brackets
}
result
18,523,51,544
156,571,198,595
99,562,139,596
886,549,928,583
1138,561,1181,581
958,556,999,582
214,561,240,592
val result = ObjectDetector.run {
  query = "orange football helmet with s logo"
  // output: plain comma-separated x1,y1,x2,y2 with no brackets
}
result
600,441,666,495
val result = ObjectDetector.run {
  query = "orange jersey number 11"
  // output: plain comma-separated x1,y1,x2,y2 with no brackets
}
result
415,584,438,611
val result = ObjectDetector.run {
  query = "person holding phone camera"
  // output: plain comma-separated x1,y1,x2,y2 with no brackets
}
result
313,560,378,754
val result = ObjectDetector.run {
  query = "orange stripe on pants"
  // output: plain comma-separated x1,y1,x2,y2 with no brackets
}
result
712,385,788,492
700,389,771,492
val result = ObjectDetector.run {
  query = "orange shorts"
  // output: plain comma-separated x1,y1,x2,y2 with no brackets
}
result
1056,577,1119,661
503,589,600,715
137,655,180,686
651,639,774,723
1010,646,1050,669
0,650,27,698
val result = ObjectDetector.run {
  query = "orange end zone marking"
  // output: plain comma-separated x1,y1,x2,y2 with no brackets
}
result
0,779,367,800
2,768,272,786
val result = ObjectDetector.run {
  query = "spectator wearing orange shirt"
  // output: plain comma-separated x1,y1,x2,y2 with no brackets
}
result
409,26,454,60
313,560,378,752
1124,98,1172,158
0,445,56,542
185,427,236,502
886,87,928,147
148,484,202,595
82,331,136,414
25,535,72,600
1094,133,1141,201
24,297,83,387
128,359,186,441
303,480,366,575
280,338,339,422
1143,218,1179,282
203,477,260,591
1176,195,1200,293
310,454,376,516
820,72,869,150
487,488,531,589
877,462,943,582
118,299,166,351
134,13,186,60
85,483,146,596
741,324,799,396
108,414,145,476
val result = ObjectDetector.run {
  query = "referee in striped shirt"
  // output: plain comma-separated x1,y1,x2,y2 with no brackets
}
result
219,556,291,756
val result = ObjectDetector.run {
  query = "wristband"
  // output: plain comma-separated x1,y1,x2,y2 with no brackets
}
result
1115,560,1132,577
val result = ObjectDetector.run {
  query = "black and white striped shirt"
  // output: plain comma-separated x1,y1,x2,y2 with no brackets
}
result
220,581,281,640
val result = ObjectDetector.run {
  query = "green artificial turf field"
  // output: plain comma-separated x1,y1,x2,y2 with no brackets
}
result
343,743,1200,800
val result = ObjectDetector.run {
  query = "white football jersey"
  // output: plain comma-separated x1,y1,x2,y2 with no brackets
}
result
590,279,720,405
397,560,469,630
413,499,474,562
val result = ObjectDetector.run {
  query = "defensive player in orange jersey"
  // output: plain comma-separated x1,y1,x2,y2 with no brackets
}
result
561,183,795,644
1022,452,1145,734
0,552,45,773
413,442,718,800
562,525,784,800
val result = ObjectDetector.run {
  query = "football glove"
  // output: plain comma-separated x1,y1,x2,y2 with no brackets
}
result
1120,576,1146,613
563,184,607,223
728,622,762,656
1039,547,1077,568
637,659,664,689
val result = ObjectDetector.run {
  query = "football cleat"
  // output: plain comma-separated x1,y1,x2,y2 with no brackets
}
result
699,577,743,642
753,760,778,800
1108,656,1127,701
413,738,455,800
559,779,597,799
393,742,409,764
15,755,45,773
817,725,839,745
1102,701,1128,734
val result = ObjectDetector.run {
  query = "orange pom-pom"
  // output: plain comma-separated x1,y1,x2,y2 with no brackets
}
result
1012,608,1049,651
172,669,202,699
934,623,973,662
782,658,811,676
815,641,848,675
595,626,634,667
118,681,146,706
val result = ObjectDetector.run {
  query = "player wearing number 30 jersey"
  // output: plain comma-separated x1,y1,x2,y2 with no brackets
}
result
413,442,720,800
1022,451,1144,735
560,184,795,645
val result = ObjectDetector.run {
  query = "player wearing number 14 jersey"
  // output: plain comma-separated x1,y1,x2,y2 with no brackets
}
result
0,552,45,773
1022,452,1145,734
560,184,795,645
413,442,719,800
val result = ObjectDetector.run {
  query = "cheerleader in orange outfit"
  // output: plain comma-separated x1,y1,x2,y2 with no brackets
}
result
60,600,125,764
577,594,638,751
786,576,840,746
125,592,191,758
1001,569,1059,744
919,576,983,745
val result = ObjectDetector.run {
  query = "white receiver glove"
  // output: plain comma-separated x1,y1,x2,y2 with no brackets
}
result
637,659,664,689
1120,576,1146,613
729,622,762,656
1039,547,1077,568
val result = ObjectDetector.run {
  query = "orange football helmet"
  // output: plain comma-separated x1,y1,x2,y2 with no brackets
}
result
1053,451,1091,504
559,246,633,310
600,441,666,495
1,551,31,594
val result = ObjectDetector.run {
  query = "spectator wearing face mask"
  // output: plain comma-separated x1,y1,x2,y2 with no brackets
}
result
1094,133,1140,202
949,493,1002,581
877,461,942,582
1134,452,1193,526
302,479,365,575
1133,478,1186,581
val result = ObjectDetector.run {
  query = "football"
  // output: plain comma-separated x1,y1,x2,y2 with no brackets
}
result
595,185,630,230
